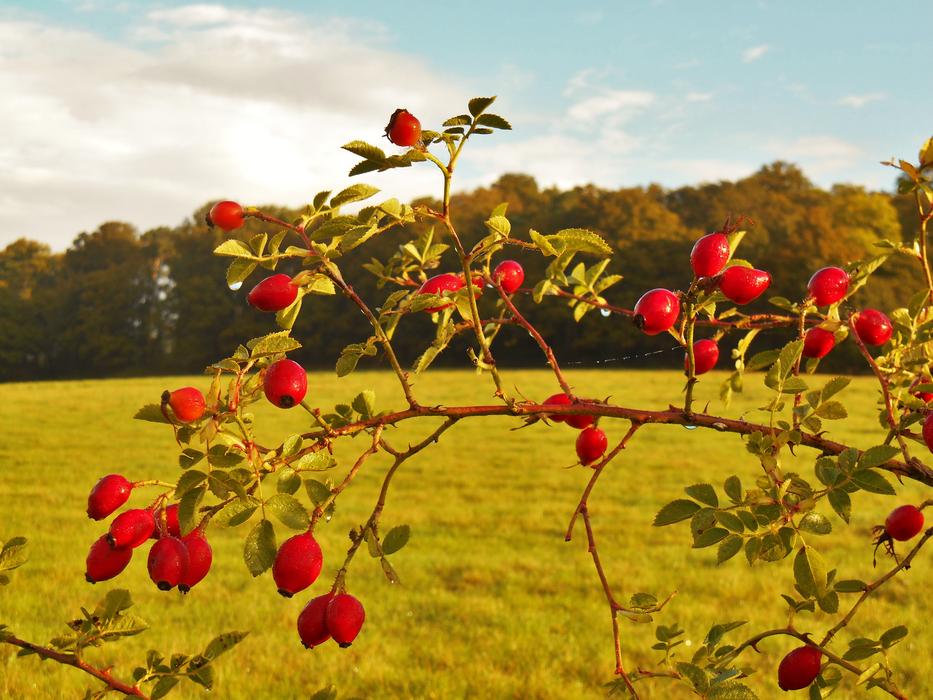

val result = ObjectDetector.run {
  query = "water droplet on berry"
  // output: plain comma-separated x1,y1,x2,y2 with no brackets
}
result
600,308,612,317
228,281,243,291
683,425,698,431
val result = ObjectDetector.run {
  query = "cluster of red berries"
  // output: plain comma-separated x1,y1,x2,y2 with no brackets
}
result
415,260,524,313
540,392,608,466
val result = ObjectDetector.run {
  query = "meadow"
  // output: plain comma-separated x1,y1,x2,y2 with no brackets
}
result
0,369,929,699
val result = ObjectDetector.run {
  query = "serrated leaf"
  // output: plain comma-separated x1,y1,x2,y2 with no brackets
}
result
707,682,758,699
814,400,847,420
653,499,701,526
213,497,260,528
382,525,410,555
151,677,179,700
243,519,276,576
178,486,206,536
850,469,896,495
213,239,254,258
265,494,310,530
442,115,472,127
249,330,301,357
341,141,386,161
827,489,851,523
0,537,29,572
799,512,832,535
331,183,380,208
468,96,496,117
550,228,613,256
675,662,709,693
276,468,301,495
475,113,512,130
857,445,899,470
694,527,729,548
717,535,743,563
724,475,743,503
305,479,331,506
351,390,376,419
834,579,867,592
685,483,718,507
880,625,908,647
793,546,828,598
179,448,204,469
226,258,257,288
204,631,249,660
134,403,169,423
175,470,208,498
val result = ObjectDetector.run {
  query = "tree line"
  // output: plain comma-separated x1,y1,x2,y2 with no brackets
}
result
0,162,919,382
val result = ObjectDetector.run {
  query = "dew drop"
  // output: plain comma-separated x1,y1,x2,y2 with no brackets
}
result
600,307,612,317
683,424,698,431
228,281,243,291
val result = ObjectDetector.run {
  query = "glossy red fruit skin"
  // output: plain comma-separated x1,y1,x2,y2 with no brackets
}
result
151,504,181,539
686,339,719,375
885,505,925,541
298,593,334,649
179,530,213,592
208,201,244,231
576,427,608,465
915,391,933,403
385,109,422,147
854,309,893,346
418,273,464,313
263,359,307,408
690,233,730,278
777,646,822,691
147,537,190,591
247,274,298,312
807,267,849,306
923,413,933,454
87,474,133,520
542,393,593,429
108,509,156,549
719,267,771,305
633,289,680,335
802,328,836,359
85,535,133,583
326,594,365,647
169,387,206,423
493,260,525,294
272,533,323,598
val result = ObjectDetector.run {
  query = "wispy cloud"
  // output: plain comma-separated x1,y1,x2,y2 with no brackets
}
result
566,90,655,123
765,135,860,175
685,92,713,102
742,44,769,63
837,92,886,108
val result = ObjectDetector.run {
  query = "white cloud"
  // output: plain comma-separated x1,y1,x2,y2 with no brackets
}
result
742,44,769,63
566,90,655,123
764,136,860,175
837,92,886,108
685,92,713,102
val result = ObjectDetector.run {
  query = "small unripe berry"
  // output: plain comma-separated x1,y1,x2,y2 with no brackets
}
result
108,508,156,549
297,593,334,649
719,267,771,305
418,273,464,313
690,232,730,278
807,267,849,306
576,427,608,465
384,109,422,147
272,532,323,598
686,339,719,375
85,535,132,584
633,289,680,335
168,387,206,423
326,593,365,647
493,260,525,294
179,530,213,592
263,359,307,408
147,537,190,591
854,309,893,346
802,328,836,359
247,274,299,312
87,474,133,520
884,505,924,541
207,200,244,231
777,646,822,691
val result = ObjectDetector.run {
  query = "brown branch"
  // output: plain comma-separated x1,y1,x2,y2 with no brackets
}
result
245,209,312,248
310,426,383,526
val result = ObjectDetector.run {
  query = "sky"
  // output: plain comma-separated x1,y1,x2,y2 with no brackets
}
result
1,0,931,250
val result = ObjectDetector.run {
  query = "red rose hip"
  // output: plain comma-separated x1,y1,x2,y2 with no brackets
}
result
542,392,592,429
147,537,190,591
326,593,365,647
807,267,849,306
87,474,133,520
633,288,680,335
885,505,924,541
924,413,933,453
208,200,244,231
854,309,892,346
719,267,771,305
179,530,213,592
385,109,422,147
168,387,206,423
690,232,730,278
418,273,463,313
576,427,608,465
777,646,822,691
85,535,133,584
272,532,323,597
152,504,181,539
108,508,156,549
493,260,525,294
802,328,836,359
263,359,307,408
248,274,298,312
298,593,334,649
686,339,719,375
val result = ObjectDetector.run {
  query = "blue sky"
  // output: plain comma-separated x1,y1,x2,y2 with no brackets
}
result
2,0,931,249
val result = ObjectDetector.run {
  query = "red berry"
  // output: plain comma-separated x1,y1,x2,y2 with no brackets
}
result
87,474,133,521
169,387,206,423
542,393,593,429
633,289,680,335
807,267,849,306
777,646,822,691
326,593,365,647
576,427,608,465
719,267,771,305
923,413,933,453
179,530,213,592
384,109,422,147
298,593,334,649
885,505,925,541
686,339,719,375
85,535,132,584
272,532,323,598
493,260,525,294
915,391,933,403
208,200,244,231
152,504,181,539
107,509,156,549
690,232,730,278
263,359,307,408
147,537,190,591
247,274,298,312
418,273,464,313
802,328,836,359
854,309,893,346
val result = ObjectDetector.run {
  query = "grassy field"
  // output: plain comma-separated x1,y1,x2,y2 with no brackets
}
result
0,369,929,699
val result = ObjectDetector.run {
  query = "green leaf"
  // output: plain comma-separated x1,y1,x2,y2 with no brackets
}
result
468,96,496,117
309,686,339,700
442,115,471,127
175,470,208,498
799,512,832,535
475,113,512,130
550,228,613,256
265,494,310,530
178,448,204,469
793,546,828,598
276,468,302,495
827,489,851,523
226,258,257,288
213,497,260,528
675,662,709,693
685,483,718,507
341,141,386,161
248,330,301,357
281,435,303,457
330,183,380,208
857,445,900,470
243,519,276,576
151,677,179,699
382,525,410,555
0,537,29,572
134,403,169,423
834,579,867,593
880,625,908,648
351,390,376,419
653,499,701,526
814,400,847,420
305,479,331,506
820,376,851,401
204,631,249,660
707,682,758,699
715,511,744,532
213,239,254,258
178,486,206,536
723,475,743,503
693,527,729,548
717,535,743,563
850,469,896,495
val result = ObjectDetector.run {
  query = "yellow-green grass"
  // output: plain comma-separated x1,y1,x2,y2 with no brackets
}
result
0,370,929,700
